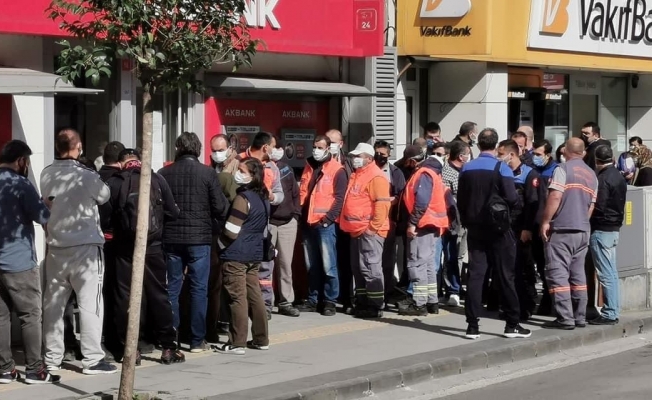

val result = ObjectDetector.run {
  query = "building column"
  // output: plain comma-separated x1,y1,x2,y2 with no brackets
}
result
428,61,509,142
628,74,652,146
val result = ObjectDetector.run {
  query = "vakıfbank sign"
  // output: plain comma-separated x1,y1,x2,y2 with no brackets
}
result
528,0,652,58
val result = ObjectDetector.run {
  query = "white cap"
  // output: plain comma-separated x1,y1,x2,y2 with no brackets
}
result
349,142,375,157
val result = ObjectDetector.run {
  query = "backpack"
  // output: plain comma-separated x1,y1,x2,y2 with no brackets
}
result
485,161,511,234
117,169,165,241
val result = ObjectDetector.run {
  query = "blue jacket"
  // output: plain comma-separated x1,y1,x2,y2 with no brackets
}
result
220,190,269,262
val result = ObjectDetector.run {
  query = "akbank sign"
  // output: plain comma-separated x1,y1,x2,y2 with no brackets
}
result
528,0,652,58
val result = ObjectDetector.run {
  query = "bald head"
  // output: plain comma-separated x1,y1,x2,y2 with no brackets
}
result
210,134,229,152
565,137,585,159
517,126,534,149
55,128,82,158
326,129,343,145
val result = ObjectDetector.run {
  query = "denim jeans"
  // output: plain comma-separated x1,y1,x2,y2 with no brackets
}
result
442,232,460,294
408,234,442,296
302,223,339,304
589,231,620,320
165,244,211,347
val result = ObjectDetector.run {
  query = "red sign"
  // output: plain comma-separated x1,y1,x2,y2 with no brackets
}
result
204,97,329,164
0,0,384,57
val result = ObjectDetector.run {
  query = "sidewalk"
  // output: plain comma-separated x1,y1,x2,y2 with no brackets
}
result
2,306,650,400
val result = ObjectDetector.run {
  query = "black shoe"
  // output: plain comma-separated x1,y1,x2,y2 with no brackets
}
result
278,304,300,317
541,320,575,330
465,325,480,340
322,302,337,317
576,322,586,328
396,298,414,311
398,304,428,316
427,303,439,314
0,369,18,384
296,301,318,312
139,341,155,355
24,367,61,384
589,316,619,325
504,324,532,339
83,360,118,375
355,308,383,319
266,310,272,321
161,349,186,365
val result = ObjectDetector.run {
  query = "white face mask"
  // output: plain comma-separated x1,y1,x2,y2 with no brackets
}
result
234,170,252,186
211,150,229,164
461,153,471,163
312,148,328,161
329,143,341,155
270,148,284,162
352,157,366,169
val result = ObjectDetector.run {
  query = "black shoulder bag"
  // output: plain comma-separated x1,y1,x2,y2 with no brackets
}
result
262,197,276,262
486,161,511,234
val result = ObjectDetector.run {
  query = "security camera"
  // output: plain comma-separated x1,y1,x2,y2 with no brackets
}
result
632,74,639,89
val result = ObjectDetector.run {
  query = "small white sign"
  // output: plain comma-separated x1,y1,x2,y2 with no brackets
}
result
226,125,259,134
420,0,472,18
285,133,314,141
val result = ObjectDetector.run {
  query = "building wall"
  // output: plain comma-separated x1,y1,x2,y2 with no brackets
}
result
428,61,508,143
628,75,652,146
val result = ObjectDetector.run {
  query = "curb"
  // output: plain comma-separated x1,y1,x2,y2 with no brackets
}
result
263,316,652,400
74,390,161,400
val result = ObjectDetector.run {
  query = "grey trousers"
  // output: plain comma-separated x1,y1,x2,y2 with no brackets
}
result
381,223,398,296
273,218,298,305
407,231,438,307
259,228,276,312
43,245,106,369
0,267,43,374
351,233,385,309
545,231,589,325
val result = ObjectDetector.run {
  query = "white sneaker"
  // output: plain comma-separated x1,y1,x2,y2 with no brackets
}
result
46,365,61,372
213,344,246,355
448,294,461,307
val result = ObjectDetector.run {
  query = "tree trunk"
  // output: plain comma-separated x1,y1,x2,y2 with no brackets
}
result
118,84,154,400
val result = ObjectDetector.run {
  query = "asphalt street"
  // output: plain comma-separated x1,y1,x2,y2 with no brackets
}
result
444,345,652,400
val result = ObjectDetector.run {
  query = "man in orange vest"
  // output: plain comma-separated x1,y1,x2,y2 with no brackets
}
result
298,134,347,316
402,155,451,316
340,143,391,319
237,132,284,320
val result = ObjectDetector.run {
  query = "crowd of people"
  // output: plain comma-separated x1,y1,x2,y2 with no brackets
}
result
0,120,631,384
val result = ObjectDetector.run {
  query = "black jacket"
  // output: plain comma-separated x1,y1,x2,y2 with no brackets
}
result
98,165,122,236
584,139,611,171
158,155,228,245
106,168,180,247
591,165,627,232
270,161,301,226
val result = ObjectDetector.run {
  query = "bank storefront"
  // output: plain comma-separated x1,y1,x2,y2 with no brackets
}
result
395,0,652,153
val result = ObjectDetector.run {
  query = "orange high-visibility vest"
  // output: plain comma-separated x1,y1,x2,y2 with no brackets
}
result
238,150,273,191
299,159,343,224
403,167,450,230
340,163,391,234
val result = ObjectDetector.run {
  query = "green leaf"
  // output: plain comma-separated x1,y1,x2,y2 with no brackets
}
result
85,68,98,78
155,53,165,61
99,67,112,76
91,73,100,87
147,32,154,43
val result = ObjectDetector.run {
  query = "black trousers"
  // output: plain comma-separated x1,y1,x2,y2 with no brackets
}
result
102,241,121,355
465,229,520,327
114,245,177,351
514,233,538,315
532,234,551,310
336,226,353,307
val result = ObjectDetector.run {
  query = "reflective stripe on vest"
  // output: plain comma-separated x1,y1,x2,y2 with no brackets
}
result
299,159,343,224
403,167,450,230
340,163,390,233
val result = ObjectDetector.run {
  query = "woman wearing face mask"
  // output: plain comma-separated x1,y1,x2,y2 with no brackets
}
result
215,158,271,355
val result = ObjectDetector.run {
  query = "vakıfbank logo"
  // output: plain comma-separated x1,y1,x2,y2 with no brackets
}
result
420,0,472,18
540,0,570,35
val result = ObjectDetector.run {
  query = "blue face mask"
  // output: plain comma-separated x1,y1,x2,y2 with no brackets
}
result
426,139,435,149
533,155,546,167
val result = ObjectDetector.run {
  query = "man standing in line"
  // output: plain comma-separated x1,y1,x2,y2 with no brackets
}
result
588,145,627,325
441,140,471,307
511,131,533,167
540,138,598,330
40,128,116,374
97,141,125,361
209,134,239,201
373,140,406,299
340,143,391,319
159,132,228,352
326,129,354,313
237,132,284,319
516,126,535,152
457,128,530,340
269,137,301,317
298,134,346,316
0,140,59,384
581,122,611,171
452,121,477,159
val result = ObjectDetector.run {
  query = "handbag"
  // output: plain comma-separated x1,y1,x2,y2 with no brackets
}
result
262,198,276,262
485,161,511,234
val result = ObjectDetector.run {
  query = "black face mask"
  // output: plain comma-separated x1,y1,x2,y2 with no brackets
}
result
374,153,388,167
